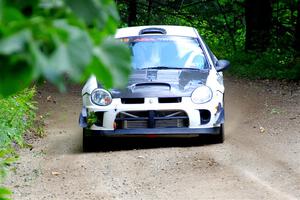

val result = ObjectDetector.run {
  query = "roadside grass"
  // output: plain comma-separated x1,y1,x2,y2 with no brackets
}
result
0,87,38,200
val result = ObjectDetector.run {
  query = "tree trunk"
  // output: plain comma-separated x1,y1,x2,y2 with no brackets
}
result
245,0,272,51
128,0,137,26
294,0,300,53
146,0,153,24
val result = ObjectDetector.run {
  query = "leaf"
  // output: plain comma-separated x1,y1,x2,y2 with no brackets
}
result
29,41,65,91
6,0,39,13
0,29,31,55
67,33,93,68
92,38,131,88
0,187,11,200
0,187,11,196
4,156,16,165
49,44,75,78
1,6,24,23
65,0,102,25
65,0,119,32
86,55,114,88
30,21,95,90
52,20,93,81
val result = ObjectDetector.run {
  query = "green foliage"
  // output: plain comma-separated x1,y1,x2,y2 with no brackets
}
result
0,0,131,97
0,87,36,199
227,49,300,80
87,112,97,128
0,148,17,183
34,117,45,137
0,88,36,147
0,186,12,200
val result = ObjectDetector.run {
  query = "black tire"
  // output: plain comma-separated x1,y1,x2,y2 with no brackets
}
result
82,128,95,152
212,124,224,144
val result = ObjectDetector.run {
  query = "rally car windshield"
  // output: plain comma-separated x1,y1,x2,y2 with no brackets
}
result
120,36,209,70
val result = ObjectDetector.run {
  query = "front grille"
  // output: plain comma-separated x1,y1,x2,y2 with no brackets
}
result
124,120,148,129
155,119,185,128
115,110,189,129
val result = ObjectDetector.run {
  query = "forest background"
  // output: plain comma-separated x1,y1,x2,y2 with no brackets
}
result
0,0,299,199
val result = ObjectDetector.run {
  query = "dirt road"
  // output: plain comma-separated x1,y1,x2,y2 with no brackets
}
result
4,77,300,200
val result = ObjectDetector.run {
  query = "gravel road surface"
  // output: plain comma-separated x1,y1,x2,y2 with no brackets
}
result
4,77,300,200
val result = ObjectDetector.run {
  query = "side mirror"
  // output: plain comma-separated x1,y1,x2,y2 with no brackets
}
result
215,60,230,72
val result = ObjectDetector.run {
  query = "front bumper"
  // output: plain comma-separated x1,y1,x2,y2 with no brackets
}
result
84,127,221,137
79,96,225,135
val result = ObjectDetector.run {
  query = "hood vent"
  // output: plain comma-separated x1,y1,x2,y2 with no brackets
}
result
132,82,171,93
139,27,167,35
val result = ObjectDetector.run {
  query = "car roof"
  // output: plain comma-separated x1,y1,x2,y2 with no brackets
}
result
115,25,198,38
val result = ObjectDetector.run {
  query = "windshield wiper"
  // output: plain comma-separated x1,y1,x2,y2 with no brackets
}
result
141,66,176,70
141,66,205,70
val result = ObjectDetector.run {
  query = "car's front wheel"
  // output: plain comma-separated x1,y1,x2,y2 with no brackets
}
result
212,124,224,143
82,128,95,152
197,124,224,144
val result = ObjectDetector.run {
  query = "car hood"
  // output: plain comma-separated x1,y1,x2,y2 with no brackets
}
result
110,69,209,98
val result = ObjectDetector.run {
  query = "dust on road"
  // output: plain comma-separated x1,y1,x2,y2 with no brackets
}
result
4,77,300,200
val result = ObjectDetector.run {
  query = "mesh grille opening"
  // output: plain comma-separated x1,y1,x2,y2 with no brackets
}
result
115,110,189,129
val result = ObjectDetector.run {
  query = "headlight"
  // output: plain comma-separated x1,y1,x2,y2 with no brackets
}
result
91,89,112,106
191,86,213,104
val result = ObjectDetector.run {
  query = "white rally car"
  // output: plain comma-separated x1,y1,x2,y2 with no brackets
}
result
79,26,230,151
